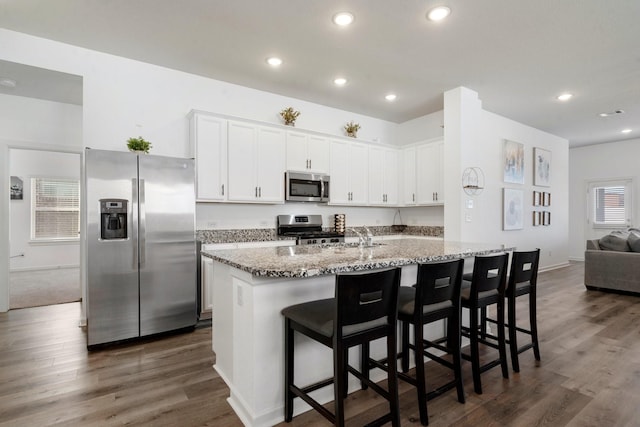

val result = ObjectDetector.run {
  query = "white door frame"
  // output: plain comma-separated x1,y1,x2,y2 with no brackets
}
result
1,141,83,314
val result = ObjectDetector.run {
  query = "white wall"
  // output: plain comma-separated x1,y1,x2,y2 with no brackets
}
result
0,28,404,312
395,110,444,145
9,149,81,271
196,203,443,230
443,87,569,270
569,138,640,260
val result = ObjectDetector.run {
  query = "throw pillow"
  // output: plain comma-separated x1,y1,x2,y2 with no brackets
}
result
628,229,640,253
599,231,630,251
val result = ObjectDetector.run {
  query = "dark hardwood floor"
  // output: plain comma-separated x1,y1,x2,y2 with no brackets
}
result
1,262,639,426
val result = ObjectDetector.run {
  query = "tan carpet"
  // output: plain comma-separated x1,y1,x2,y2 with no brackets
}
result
9,267,81,309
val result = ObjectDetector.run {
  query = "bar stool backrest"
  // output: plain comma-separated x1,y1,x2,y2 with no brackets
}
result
335,268,401,338
508,249,540,296
415,259,464,316
469,253,509,297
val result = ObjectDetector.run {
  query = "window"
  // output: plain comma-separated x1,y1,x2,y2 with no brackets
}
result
588,179,633,228
31,178,80,240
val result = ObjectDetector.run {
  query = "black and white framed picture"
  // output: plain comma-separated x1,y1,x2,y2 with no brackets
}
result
10,176,23,200
534,147,551,187
504,140,525,184
503,188,524,230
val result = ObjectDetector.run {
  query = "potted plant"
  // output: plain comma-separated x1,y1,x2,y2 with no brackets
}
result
127,136,152,153
280,107,300,126
344,121,360,138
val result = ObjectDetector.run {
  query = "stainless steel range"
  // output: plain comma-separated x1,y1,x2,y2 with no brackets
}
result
277,214,345,245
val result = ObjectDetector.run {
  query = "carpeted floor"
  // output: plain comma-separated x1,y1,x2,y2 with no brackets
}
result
9,267,81,309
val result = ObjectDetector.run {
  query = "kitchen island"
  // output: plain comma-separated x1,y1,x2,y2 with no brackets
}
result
202,238,510,427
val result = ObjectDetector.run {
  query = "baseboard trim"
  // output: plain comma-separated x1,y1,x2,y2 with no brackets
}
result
539,261,571,273
10,264,79,273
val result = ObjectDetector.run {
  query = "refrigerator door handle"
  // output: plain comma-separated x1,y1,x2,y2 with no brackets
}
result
132,178,139,268
139,178,146,266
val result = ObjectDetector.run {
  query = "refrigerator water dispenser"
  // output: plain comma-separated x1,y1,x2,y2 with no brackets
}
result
100,199,128,240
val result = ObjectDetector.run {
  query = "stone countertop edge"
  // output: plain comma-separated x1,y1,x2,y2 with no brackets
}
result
202,239,514,279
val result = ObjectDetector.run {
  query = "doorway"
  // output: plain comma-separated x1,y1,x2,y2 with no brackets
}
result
9,149,82,309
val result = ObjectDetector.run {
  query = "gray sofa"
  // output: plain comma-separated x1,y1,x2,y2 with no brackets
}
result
584,230,640,294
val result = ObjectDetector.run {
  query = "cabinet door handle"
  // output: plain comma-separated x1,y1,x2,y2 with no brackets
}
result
309,159,311,169
255,187,258,197
412,193,415,202
435,192,438,201
221,184,224,196
259,187,262,198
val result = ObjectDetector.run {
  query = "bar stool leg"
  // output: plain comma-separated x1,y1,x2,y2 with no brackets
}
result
450,312,465,403
414,322,429,425
470,307,483,394
284,318,294,421
386,331,401,427
401,321,410,373
497,301,509,379
530,292,541,361
361,343,370,390
508,294,520,372
334,345,347,427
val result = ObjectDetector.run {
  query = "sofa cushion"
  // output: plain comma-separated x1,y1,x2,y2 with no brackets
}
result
628,229,640,253
599,231,630,251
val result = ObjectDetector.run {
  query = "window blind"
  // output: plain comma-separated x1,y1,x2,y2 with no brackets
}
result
32,178,80,239
593,185,626,225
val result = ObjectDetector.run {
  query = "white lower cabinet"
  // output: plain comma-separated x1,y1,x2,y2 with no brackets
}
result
200,257,214,319
227,121,286,203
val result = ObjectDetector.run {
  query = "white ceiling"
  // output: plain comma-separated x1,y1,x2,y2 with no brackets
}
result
0,0,638,147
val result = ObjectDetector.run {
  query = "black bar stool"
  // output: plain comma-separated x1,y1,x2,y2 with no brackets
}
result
396,259,466,426
506,249,541,372
460,252,509,394
282,267,402,427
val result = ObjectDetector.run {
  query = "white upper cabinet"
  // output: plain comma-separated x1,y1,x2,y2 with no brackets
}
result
402,146,417,205
227,121,285,203
189,112,228,202
368,146,399,205
286,131,330,173
329,139,369,205
416,140,444,205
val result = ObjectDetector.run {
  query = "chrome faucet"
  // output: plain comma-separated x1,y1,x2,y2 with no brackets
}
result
350,228,365,248
362,226,373,247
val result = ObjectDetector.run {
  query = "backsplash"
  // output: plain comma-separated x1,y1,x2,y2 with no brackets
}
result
197,225,443,244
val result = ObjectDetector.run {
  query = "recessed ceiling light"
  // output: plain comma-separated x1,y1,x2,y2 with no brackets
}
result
385,94,397,101
557,93,573,101
333,12,354,26
427,6,451,21
266,57,283,67
334,77,347,86
621,129,632,134
0,78,17,88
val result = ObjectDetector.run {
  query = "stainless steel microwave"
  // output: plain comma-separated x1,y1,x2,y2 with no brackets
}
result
285,171,330,203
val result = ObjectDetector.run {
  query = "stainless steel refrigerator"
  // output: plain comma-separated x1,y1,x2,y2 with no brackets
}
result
85,148,197,347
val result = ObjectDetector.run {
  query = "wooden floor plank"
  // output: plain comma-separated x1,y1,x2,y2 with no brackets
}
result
1,262,639,426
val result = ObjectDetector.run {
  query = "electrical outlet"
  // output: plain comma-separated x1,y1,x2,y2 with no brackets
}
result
207,221,216,227
465,214,472,222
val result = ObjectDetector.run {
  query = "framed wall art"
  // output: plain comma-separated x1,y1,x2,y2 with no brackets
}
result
504,140,525,184
533,211,541,226
533,191,541,206
534,147,551,187
10,176,23,200
542,192,551,206
542,211,551,226
503,188,524,230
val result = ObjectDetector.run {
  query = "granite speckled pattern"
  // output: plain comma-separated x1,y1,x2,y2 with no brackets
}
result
196,225,443,244
202,238,512,278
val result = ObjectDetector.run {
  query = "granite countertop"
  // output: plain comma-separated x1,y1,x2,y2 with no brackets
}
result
202,238,512,278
